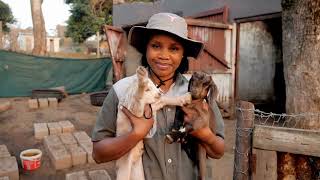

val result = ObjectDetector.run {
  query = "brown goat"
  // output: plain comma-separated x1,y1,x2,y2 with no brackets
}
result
166,71,218,180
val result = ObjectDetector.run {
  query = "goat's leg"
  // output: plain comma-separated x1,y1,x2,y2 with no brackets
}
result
198,144,207,180
116,152,134,180
152,92,192,111
131,157,145,180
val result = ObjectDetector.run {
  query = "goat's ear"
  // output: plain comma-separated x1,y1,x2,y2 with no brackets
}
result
207,77,218,105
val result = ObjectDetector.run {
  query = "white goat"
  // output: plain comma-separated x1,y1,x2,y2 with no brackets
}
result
116,66,191,180
116,66,159,180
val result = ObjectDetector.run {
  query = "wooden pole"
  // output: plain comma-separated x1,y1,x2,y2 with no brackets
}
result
233,101,254,180
0,21,3,49
97,31,100,58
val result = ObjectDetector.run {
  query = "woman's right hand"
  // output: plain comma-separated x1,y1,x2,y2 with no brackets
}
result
120,105,154,139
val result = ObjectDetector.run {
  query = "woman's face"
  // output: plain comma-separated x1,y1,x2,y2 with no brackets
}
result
146,34,184,79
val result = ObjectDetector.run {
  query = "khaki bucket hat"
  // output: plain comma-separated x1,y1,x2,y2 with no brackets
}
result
128,12,204,59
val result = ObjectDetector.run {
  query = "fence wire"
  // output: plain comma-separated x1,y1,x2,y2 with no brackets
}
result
233,107,320,179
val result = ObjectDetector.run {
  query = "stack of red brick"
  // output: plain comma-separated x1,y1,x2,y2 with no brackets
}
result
0,145,19,180
28,98,58,109
66,169,111,180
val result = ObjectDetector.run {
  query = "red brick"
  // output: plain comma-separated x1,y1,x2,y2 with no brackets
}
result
73,131,91,144
0,156,19,180
38,98,49,108
28,99,38,109
66,171,88,180
34,123,48,140
88,169,111,180
0,145,10,158
44,135,63,150
79,142,95,164
47,144,72,170
65,145,87,166
47,122,62,135
48,98,58,108
58,121,75,133
59,133,77,145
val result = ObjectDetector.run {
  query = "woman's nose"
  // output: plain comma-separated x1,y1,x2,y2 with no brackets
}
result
159,49,170,59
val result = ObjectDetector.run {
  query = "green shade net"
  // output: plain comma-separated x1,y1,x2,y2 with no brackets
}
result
0,50,112,97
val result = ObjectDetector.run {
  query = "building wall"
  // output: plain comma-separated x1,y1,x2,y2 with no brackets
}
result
113,0,281,26
46,37,60,52
19,34,60,53
238,20,282,104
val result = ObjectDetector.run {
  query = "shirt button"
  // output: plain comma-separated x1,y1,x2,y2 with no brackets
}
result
167,108,171,112
168,159,172,163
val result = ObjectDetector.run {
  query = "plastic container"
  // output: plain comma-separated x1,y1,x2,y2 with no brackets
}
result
90,91,109,106
20,149,42,170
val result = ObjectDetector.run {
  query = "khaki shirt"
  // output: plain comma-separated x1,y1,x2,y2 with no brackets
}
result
92,73,225,180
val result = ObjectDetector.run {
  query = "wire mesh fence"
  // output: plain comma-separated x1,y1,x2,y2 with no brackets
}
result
233,103,320,180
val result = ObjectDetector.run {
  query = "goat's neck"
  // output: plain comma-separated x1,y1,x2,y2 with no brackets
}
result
122,84,146,117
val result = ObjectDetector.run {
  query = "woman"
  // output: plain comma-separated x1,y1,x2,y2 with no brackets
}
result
91,12,225,180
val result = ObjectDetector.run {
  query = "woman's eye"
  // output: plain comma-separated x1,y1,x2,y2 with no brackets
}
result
151,44,160,49
170,47,179,52
145,88,151,92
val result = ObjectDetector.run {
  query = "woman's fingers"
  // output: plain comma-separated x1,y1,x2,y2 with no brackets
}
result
120,105,137,120
119,105,154,138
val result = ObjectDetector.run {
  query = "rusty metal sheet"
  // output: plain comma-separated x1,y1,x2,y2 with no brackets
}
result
189,6,229,23
185,6,235,118
104,25,127,82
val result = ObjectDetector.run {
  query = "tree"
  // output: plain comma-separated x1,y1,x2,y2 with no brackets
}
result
0,1,15,49
30,0,46,55
281,0,320,179
65,0,112,43
0,1,15,32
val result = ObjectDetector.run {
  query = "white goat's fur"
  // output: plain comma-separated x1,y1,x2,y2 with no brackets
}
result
116,66,192,180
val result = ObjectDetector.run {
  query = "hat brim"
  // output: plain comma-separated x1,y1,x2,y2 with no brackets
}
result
128,26,204,59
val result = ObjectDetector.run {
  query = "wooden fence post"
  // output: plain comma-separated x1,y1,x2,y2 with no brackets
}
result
0,21,3,49
233,101,254,180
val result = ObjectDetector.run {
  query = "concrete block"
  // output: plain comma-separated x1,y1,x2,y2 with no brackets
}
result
34,123,48,140
0,145,10,158
47,122,62,135
38,98,49,108
66,171,88,180
44,135,63,150
73,131,91,144
0,176,9,180
0,101,11,113
0,156,19,180
48,98,58,108
59,133,77,145
79,142,95,164
28,99,38,109
88,169,111,180
65,145,87,166
47,144,72,170
58,121,75,133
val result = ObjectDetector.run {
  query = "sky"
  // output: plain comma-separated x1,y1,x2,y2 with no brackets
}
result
2,0,71,35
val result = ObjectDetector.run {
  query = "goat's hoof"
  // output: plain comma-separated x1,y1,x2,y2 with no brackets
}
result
165,135,174,144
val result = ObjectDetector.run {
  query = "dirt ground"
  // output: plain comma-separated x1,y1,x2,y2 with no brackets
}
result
0,94,236,180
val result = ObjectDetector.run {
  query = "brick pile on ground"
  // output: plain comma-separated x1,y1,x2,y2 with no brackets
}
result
44,131,95,170
66,169,111,180
0,145,19,180
28,97,58,109
34,120,75,139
